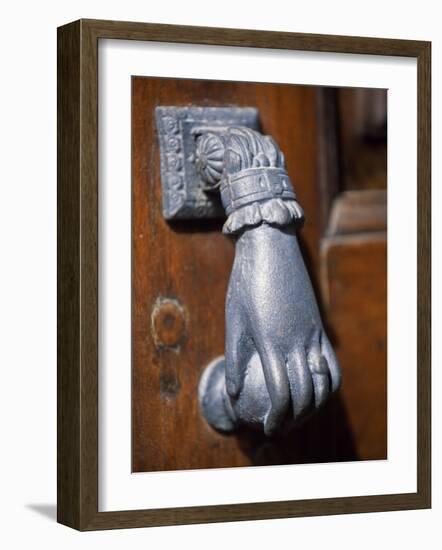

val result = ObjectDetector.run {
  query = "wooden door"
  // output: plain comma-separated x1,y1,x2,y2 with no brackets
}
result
132,77,387,472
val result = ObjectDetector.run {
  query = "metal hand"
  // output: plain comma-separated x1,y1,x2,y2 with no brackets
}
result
198,126,341,435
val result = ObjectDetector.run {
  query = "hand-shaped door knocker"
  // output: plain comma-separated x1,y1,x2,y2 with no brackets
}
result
156,107,341,436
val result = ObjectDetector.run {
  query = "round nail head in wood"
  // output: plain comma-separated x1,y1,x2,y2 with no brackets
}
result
151,298,187,349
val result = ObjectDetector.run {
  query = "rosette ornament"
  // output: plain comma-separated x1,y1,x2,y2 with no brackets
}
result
195,132,225,189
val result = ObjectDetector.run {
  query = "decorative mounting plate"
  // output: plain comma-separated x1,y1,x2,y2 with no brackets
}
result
155,106,259,220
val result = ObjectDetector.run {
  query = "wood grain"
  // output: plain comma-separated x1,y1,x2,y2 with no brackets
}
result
57,20,81,528
321,232,387,460
132,77,327,472
327,190,387,236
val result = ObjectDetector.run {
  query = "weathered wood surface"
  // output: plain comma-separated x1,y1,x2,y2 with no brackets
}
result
132,77,387,472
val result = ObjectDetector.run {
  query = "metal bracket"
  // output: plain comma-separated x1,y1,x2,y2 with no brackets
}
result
155,106,259,220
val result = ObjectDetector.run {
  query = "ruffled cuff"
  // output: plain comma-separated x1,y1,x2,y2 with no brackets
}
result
222,198,304,235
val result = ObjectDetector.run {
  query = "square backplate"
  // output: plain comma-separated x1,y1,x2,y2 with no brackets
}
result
155,106,259,220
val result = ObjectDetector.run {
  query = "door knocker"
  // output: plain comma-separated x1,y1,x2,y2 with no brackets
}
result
156,106,341,436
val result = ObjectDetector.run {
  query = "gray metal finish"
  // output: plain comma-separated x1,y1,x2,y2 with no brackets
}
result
157,107,341,436
155,106,259,219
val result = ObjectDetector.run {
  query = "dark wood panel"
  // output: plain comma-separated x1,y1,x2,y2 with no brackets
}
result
327,189,387,236
337,88,387,191
131,77,389,473
320,189,388,460
321,233,387,460
132,77,327,472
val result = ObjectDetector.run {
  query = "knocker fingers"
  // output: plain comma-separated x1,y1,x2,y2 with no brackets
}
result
286,348,313,421
224,302,249,398
321,332,341,393
256,345,290,436
307,339,330,410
